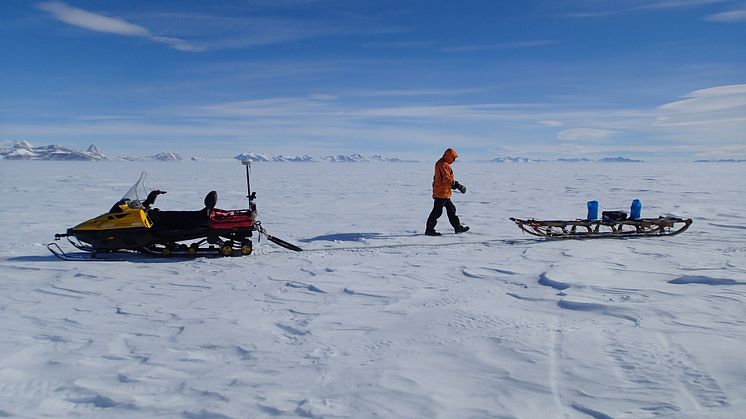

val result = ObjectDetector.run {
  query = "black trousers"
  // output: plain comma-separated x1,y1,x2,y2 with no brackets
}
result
426,198,461,231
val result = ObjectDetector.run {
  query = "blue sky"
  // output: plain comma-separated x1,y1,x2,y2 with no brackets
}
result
1,0,744,159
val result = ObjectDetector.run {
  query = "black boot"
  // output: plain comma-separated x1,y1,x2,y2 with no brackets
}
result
425,219,440,236
455,225,470,234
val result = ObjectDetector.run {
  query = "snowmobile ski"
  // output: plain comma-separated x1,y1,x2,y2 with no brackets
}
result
258,224,303,252
47,242,128,261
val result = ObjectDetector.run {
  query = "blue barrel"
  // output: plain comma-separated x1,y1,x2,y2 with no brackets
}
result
630,199,642,220
587,200,599,220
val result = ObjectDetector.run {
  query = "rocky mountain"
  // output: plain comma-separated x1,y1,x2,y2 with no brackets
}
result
0,140,109,161
488,156,641,163
121,152,183,162
234,153,415,162
598,157,643,163
235,152,315,162
370,154,418,162
491,156,542,163
323,153,368,162
557,158,592,162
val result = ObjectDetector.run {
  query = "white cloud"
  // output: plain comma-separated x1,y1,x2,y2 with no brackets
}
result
6,83,744,158
650,84,746,147
538,120,564,127
556,128,615,141
566,0,734,17
634,0,732,10
441,40,557,53
656,84,746,125
37,1,148,36
37,1,202,51
706,9,746,21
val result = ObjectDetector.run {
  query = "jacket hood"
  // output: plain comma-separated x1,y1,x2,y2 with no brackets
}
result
443,148,458,163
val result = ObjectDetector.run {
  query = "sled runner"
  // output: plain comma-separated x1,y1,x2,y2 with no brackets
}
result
49,162,301,261
509,216,692,239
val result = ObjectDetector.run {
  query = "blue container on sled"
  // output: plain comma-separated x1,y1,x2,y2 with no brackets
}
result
587,200,599,220
630,199,642,220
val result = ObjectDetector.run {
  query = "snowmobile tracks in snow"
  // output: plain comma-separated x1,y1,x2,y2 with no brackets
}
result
275,237,548,255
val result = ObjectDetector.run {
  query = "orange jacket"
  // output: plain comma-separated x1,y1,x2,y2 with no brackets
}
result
432,148,458,198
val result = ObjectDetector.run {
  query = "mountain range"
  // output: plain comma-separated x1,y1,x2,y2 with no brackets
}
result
0,141,109,161
9,141,735,164
0,141,181,161
234,152,417,163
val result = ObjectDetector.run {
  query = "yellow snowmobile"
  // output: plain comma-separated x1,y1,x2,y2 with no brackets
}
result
49,164,301,260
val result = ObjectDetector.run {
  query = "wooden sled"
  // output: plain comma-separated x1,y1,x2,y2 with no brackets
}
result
509,216,692,239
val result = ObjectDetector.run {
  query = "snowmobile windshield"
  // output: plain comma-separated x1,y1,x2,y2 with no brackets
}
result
110,172,149,212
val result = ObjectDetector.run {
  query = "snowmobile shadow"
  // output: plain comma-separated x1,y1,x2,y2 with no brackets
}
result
300,232,422,243
8,255,65,262
9,253,204,264
300,232,383,243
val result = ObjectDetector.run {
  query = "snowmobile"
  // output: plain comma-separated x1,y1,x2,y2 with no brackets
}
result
48,161,301,260
510,200,692,239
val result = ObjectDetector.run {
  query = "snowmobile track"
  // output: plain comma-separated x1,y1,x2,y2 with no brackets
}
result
262,237,549,255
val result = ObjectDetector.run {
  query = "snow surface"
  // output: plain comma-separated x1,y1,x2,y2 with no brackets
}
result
0,161,745,418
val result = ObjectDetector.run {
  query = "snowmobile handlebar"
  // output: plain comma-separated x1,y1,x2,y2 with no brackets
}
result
143,190,167,208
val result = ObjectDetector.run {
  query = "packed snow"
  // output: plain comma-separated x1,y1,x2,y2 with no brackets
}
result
0,160,744,418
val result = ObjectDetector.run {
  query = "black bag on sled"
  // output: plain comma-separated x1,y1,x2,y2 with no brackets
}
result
602,211,628,222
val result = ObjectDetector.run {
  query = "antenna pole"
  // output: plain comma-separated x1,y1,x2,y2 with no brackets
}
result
242,160,252,206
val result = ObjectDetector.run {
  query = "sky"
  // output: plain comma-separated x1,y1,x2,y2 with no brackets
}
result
1,0,745,160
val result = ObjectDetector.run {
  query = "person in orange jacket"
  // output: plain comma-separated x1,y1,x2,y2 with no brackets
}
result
425,148,469,236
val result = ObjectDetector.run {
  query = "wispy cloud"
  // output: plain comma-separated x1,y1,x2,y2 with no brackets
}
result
364,40,435,49
706,8,746,21
4,85,744,158
37,3,403,52
37,1,203,51
441,40,557,53
633,0,732,10
349,88,486,97
538,120,565,127
566,0,736,17
654,84,746,141
139,13,343,51
556,128,615,141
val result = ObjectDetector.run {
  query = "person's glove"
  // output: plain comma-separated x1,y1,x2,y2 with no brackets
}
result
453,181,467,194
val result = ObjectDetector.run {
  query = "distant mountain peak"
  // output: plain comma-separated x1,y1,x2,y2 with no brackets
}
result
324,154,368,162
598,156,643,163
121,152,183,161
0,140,109,161
491,155,541,163
234,152,416,163
235,152,316,162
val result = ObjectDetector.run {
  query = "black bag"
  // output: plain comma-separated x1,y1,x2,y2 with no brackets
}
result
602,211,628,222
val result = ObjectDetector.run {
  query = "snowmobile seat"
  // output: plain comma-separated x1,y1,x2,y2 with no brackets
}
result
204,191,217,210
150,191,217,232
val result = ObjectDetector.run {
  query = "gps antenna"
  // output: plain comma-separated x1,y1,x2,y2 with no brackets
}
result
242,160,254,206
